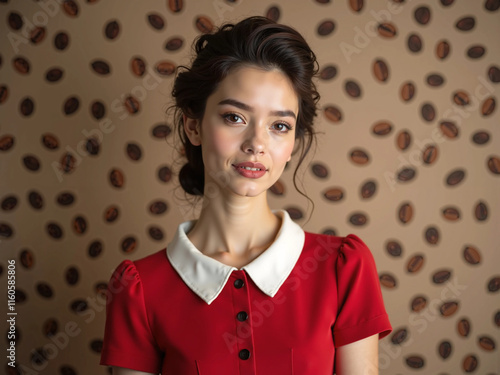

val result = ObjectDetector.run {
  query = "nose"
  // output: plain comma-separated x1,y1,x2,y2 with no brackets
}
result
241,124,267,155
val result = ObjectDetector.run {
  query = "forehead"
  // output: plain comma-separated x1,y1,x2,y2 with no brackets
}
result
208,65,299,114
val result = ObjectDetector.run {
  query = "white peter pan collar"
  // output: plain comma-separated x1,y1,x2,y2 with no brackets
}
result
166,209,305,305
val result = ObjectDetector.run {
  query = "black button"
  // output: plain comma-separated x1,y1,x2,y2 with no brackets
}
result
234,279,244,289
239,349,250,360
236,311,248,321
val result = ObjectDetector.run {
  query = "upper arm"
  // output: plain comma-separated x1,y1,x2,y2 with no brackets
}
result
335,333,379,375
112,366,157,375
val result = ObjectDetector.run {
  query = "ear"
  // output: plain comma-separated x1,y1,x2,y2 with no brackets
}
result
183,114,202,146
286,154,292,162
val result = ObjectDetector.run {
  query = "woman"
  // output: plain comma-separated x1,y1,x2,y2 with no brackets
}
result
100,16,392,375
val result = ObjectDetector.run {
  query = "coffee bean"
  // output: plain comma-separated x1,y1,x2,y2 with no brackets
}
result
131,57,146,77
8,11,23,30
195,16,214,34
478,336,495,351
321,228,336,236
462,354,478,372
442,206,460,221
65,266,79,285
317,20,335,36
324,106,342,123
56,192,75,207
426,73,444,87
349,0,363,12
453,91,470,106
0,85,8,103
411,295,427,312
405,355,424,369
104,205,119,222
315,0,331,3
1,195,17,211
372,121,392,136
91,60,111,75
63,0,79,17
20,97,35,116
266,6,280,22
59,152,77,173
269,179,285,195
446,168,466,186
485,0,500,11
379,273,397,288
440,0,455,5
407,33,422,53
350,149,369,164
148,226,164,241
421,102,436,122
456,16,475,31
474,201,488,221
70,299,88,314
425,225,440,244
54,32,70,50
124,95,140,114
168,0,183,13
311,163,328,178
396,130,412,150
28,191,44,209
360,180,376,199
158,166,172,183
30,26,46,44
43,318,58,337
457,318,470,336
121,236,137,253
439,301,459,316
488,276,500,292
155,60,176,75
319,65,337,80
41,133,59,150
23,154,40,171
95,282,108,298
60,366,77,375
414,6,431,24
386,240,402,257
126,143,142,161
406,254,424,273
45,67,64,82
487,156,500,174
149,200,168,215
391,328,408,344
377,22,397,38
13,56,30,74
20,249,34,269
400,82,416,101
0,134,14,151
436,40,450,60
439,121,459,138
31,348,47,366
432,269,451,284
72,216,87,235
463,246,481,265
471,130,490,145
36,282,54,298
323,187,344,202
90,339,103,353
0,223,13,238
349,212,368,226
422,144,438,164
165,37,184,51
467,45,485,59
397,167,416,182
285,207,303,220
16,289,27,303
345,80,362,98
147,13,165,30
88,240,103,258
91,101,106,119
438,341,452,359
481,96,495,116
63,96,80,115
398,202,413,224
373,59,389,82
152,123,172,138
109,168,125,188
105,20,120,40
488,65,500,83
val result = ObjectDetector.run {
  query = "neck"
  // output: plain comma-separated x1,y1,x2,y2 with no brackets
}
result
186,192,281,267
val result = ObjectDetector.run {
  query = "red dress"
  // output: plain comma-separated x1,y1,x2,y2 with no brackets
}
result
100,210,392,374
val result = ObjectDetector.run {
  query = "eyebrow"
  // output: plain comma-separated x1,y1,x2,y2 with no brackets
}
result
218,98,297,120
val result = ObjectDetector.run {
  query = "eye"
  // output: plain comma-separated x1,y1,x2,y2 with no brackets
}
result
222,113,245,124
272,122,293,133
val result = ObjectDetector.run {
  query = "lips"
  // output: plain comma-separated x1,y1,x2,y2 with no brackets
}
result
232,162,267,179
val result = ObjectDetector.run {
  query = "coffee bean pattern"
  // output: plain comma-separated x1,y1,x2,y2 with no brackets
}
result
0,1,498,373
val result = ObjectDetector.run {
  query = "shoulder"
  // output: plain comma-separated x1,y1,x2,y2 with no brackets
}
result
111,249,168,283
302,232,372,257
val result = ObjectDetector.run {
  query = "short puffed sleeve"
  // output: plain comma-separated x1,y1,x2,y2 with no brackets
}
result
332,234,392,347
100,260,162,373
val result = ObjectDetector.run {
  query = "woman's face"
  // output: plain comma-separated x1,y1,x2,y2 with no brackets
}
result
184,65,298,198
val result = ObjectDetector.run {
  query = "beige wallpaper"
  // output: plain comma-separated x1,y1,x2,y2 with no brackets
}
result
1,0,499,374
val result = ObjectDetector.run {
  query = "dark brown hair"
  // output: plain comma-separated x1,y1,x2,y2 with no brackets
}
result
171,16,320,198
